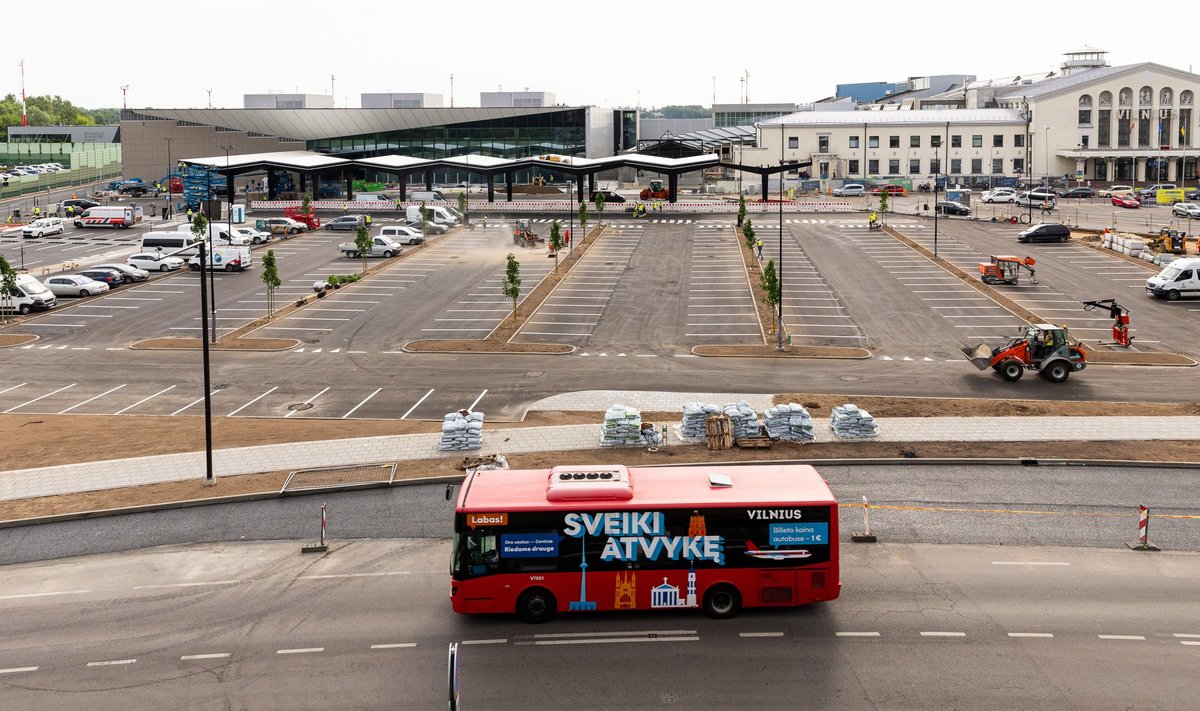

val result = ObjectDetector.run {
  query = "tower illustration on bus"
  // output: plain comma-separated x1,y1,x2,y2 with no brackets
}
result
450,464,840,622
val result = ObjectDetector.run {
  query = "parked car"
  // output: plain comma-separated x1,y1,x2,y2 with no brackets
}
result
872,184,908,196
589,190,626,203
833,184,866,197
981,189,1016,204
1138,183,1176,198
128,253,185,272
379,225,426,245
1060,187,1095,198
1015,191,1057,209
43,274,109,298
231,226,271,244
411,220,447,235
935,200,971,216
1172,202,1200,219
62,199,100,213
1112,194,1140,209
1185,189,1200,201
1017,223,1071,244
1098,185,1134,198
22,217,65,238
92,263,150,283
76,268,125,289
262,217,307,235
324,215,368,231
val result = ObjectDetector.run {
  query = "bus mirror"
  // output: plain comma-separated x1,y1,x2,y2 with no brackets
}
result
445,483,455,501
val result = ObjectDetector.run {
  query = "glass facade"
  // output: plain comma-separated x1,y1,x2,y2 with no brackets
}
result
714,110,789,127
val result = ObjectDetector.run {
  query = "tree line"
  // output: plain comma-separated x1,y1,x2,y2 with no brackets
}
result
0,94,118,130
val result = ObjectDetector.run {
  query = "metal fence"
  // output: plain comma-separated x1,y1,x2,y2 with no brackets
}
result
280,462,398,493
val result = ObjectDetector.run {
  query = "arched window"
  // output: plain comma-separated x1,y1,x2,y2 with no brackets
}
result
1078,94,1092,108
1099,91,1113,108
1139,86,1153,105
1119,88,1132,106
1160,88,1173,106
1181,90,1193,107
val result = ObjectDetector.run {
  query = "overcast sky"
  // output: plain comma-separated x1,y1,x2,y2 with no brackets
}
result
10,2,1193,112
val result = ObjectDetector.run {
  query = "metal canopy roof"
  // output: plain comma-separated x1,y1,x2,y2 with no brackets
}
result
185,150,351,170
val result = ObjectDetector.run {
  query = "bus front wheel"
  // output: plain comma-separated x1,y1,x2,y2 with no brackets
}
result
516,588,556,624
702,584,742,619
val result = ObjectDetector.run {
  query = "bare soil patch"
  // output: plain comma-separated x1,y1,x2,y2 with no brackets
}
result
770,393,1200,418
694,344,870,358
405,340,573,354
133,337,299,351
0,333,38,348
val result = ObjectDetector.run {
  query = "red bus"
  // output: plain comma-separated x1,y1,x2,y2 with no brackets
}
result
451,464,839,623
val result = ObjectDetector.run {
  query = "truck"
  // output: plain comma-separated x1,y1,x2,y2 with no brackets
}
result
337,236,403,259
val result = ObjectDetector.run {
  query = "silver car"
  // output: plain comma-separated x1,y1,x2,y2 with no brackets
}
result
93,263,151,283
411,220,447,235
43,274,110,298
1172,202,1200,219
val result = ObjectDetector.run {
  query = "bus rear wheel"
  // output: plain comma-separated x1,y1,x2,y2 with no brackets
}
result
516,588,556,624
702,584,742,619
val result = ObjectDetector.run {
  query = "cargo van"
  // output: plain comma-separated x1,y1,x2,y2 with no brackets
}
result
140,232,202,257
406,204,458,226
188,245,253,272
73,206,134,228
409,190,446,201
354,193,391,202
175,223,250,246
1145,257,1200,300
2,274,57,315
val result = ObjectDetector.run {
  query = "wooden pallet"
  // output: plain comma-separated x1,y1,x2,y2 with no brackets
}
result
705,414,733,450
735,437,772,449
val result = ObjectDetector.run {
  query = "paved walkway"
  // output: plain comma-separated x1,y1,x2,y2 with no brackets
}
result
2,390,1197,503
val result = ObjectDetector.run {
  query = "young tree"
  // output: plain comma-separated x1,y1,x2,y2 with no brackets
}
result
879,189,890,215
457,190,469,227
737,194,747,227
593,191,605,224
742,218,756,250
191,212,209,266
354,224,372,274
759,259,781,335
260,249,281,317
0,255,15,323
548,220,563,270
502,252,522,317
577,201,588,245
419,202,429,238
301,192,312,218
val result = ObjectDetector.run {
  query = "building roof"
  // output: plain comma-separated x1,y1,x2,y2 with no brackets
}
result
760,108,1024,126
124,106,576,142
991,63,1133,100
185,150,350,170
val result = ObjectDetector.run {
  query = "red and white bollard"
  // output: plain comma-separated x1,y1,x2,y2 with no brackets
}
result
302,502,329,553
852,496,877,543
320,502,328,548
1126,504,1160,551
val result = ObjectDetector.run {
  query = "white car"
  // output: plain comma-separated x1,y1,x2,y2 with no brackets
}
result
1172,202,1200,219
128,253,185,272
833,184,866,197
43,274,110,298
22,217,65,237
981,189,1016,204
1098,185,1134,198
231,226,271,244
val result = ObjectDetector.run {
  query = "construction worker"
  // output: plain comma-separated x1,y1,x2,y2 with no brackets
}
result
65,205,74,217
186,207,193,223
32,205,40,219
756,238,764,260
869,211,878,229
364,214,372,227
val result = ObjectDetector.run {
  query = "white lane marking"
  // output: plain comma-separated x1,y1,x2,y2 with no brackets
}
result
87,659,137,666
58,384,127,414
835,632,880,637
1174,633,1200,638
739,632,784,638
991,561,1069,566
114,384,176,415
170,389,223,416
342,388,382,419
1181,641,1200,646
227,386,279,417
181,653,231,660
401,388,434,419
276,648,324,655
533,636,698,646
284,386,330,417
370,643,417,649
3,383,77,413
920,632,967,637
0,666,39,674
533,630,696,639
1098,635,1145,640
460,639,507,645
133,580,245,590
0,382,28,396
298,572,410,580
0,589,92,600
467,389,488,411
1008,632,1054,638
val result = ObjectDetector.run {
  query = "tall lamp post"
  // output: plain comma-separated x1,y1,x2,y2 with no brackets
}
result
164,137,173,213
1043,125,1051,187
210,145,235,342
197,238,215,487
777,122,785,351
568,178,574,258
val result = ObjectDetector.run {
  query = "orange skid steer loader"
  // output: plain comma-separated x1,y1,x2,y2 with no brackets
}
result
978,255,1036,285
961,323,1087,382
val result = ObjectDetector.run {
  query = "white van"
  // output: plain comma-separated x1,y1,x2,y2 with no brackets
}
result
2,274,57,315
74,206,134,228
1146,257,1200,300
188,245,253,272
406,204,458,226
22,217,65,238
175,222,250,246
140,232,202,257
409,190,446,201
379,224,426,245
354,193,391,202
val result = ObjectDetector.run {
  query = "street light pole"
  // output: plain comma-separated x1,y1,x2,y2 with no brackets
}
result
198,240,215,487
164,137,173,215
777,122,784,352
568,179,574,259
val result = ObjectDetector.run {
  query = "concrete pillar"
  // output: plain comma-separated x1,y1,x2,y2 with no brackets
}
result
398,173,407,202
425,170,433,191
487,174,495,203
576,175,585,202
587,173,595,194
668,173,678,203
505,172,513,201
1168,158,1178,182
1136,157,1145,182
345,172,354,200
225,172,235,203
299,173,307,193
760,173,769,199
267,169,277,201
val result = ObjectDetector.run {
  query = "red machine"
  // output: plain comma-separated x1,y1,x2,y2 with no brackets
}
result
1083,299,1133,348
962,323,1088,382
978,255,1037,285
284,205,321,229
639,179,669,201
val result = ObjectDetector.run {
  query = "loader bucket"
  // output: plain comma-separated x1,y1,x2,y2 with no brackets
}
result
961,344,993,370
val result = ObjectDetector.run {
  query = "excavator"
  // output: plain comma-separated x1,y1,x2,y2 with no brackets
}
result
978,255,1036,285
1148,228,1186,255
961,323,1088,382
639,178,670,201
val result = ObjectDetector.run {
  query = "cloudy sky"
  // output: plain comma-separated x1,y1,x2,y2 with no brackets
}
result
10,2,1191,111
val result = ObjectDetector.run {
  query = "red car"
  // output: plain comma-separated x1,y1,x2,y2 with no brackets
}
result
1111,194,1140,209
872,185,909,196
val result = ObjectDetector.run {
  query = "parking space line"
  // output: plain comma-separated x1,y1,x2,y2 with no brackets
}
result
171,389,223,416
227,386,279,417
4,383,77,413
342,388,382,419
58,384,127,414
0,383,27,396
401,388,434,419
114,385,177,414
284,387,330,418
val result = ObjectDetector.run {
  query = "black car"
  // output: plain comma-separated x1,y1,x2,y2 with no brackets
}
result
589,190,626,203
1017,223,1071,243
63,198,100,212
1060,187,1095,198
1185,189,1200,201
76,268,124,288
936,200,971,216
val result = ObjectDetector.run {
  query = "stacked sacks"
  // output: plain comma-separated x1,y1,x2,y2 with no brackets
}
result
829,404,878,439
764,403,815,442
600,404,646,447
679,402,720,441
641,422,664,446
439,410,484,451
723,401,761,440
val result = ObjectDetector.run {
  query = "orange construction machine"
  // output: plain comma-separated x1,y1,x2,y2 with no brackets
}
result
1082,298,1133,348
284,205,321,230
978,255,1036,285
961,323,1088,382
639,179,669,201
